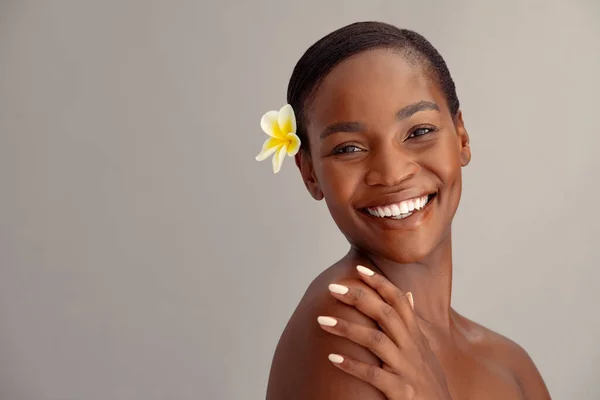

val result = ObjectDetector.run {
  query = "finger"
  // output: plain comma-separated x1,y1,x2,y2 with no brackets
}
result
355,265,419,330
328,283,410,347
317,316,408,370
327,353,414,399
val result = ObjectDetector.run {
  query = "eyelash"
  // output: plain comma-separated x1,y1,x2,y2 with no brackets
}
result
331,126,437,154
332,145,363,154
408,126,437,138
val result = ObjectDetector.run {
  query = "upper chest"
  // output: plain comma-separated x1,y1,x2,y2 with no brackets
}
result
438,349,524,400
425,332,524,400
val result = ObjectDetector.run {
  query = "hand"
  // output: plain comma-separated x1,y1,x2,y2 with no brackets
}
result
318,265,453,400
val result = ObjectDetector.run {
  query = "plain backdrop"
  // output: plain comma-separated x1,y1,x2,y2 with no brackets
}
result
1,1,599,399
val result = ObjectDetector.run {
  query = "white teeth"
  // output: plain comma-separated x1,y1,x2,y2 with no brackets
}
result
391,211,413,219
365,194,434,219
399,202,409,214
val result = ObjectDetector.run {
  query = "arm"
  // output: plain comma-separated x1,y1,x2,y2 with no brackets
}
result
266,279,387,399
486,332,551,400
513,347,551,400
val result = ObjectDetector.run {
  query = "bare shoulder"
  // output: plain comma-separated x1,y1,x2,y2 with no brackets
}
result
453,312,551,399
266,259,386,400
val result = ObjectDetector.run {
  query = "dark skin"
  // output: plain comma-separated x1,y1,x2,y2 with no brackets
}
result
266,49,551,399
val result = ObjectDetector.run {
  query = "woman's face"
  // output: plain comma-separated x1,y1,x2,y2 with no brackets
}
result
298,48,471,263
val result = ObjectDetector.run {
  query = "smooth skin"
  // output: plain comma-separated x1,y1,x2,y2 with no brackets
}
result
266,49,551,399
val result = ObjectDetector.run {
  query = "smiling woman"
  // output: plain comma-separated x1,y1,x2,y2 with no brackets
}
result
264,22,551,399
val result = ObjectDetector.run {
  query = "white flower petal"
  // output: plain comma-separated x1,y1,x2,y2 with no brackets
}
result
260,110,280,137
286,132,301,156
255,138,281,161
277,104,297,136
272,143,288,174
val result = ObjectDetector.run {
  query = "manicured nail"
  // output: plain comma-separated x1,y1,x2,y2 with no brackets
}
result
356,265,374,276
328,284,349,295
328,353,344,364
317,316,338,327
406,292,414,310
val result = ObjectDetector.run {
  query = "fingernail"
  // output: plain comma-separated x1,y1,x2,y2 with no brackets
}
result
328,353,344,364
406,292,414,310
356,265,374,276
317,316,338,327
328,284,349,295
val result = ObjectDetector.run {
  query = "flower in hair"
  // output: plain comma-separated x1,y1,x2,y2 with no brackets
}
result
255,104,301,174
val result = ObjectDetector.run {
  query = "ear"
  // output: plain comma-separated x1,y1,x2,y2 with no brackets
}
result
295,150,323,200
455,110,471,167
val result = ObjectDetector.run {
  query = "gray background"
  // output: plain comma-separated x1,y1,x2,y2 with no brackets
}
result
1,1,599,399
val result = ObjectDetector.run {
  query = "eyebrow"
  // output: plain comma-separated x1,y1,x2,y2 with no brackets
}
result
319,100,440,140
396,100,440,120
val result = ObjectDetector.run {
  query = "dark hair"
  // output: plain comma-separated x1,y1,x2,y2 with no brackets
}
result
287,21,460,150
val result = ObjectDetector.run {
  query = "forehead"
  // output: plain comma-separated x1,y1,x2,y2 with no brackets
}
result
308,48,445,130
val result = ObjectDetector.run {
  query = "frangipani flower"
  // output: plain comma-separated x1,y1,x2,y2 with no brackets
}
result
255,104,301,174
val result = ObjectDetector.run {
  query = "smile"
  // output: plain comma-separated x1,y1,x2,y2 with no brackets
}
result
361,193,437,220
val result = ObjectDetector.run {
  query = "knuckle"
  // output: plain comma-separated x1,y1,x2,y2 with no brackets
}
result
369,329,387,347
403,383,416,399
352,287,364,302
365,365,381,381
394,288,405,301
380,303,396,319
342,358,354,371
336,319,349,335
375,274,388,286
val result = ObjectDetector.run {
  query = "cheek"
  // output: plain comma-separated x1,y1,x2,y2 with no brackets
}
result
426,134,463,183
428,136,464,223
318,161,362,209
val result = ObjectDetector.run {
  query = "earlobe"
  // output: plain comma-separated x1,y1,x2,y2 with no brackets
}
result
295,151,323,200
310,184,324,201
460,144,471,167
455,110,471,167
460,128,471,166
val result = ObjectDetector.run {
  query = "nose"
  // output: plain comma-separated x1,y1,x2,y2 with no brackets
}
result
364,145,420,187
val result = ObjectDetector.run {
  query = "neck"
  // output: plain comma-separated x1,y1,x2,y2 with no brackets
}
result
349,233,455,331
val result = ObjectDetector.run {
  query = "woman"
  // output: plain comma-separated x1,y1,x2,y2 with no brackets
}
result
260,21,551,399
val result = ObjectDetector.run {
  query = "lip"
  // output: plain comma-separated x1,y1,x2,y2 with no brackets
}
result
357,193,437,230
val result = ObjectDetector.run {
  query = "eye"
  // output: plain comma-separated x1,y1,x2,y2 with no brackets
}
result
332,145,363,154
408,126,436,139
